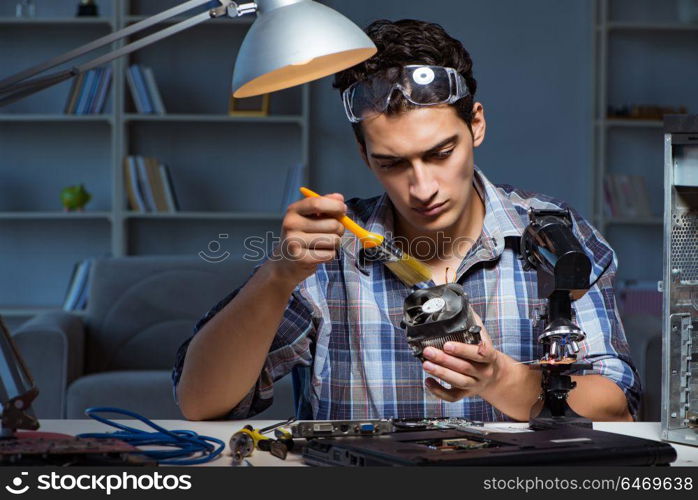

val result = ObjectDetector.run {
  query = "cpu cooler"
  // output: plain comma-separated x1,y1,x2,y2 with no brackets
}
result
401,283,482,361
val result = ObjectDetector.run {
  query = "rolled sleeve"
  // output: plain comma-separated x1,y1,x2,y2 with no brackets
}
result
572,253,643,421
171,264,316,419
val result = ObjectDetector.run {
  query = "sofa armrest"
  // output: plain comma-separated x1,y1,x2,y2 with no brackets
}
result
12,311,85,418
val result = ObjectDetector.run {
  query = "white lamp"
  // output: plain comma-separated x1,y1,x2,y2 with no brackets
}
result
232,0,377,97
0,0,376,106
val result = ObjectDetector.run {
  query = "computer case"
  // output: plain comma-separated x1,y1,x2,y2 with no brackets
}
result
662,115,698,446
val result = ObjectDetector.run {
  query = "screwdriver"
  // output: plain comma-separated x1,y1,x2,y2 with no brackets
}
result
229,417,296,466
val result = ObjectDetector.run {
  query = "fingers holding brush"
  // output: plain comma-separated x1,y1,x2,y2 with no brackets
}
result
271,192,348,284
286,213,345,236
295,192,346,219
285,193,346,247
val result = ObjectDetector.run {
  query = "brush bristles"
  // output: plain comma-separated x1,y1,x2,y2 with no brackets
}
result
385,253,432,287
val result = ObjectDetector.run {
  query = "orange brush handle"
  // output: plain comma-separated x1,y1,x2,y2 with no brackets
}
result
299,187,384,248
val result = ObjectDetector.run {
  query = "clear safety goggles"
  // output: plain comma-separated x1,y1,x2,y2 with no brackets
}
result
342,65,469,123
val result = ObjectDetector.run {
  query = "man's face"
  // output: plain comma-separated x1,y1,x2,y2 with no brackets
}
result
360,103,486,238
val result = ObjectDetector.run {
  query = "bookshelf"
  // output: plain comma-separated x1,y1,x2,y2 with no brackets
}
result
0,17,114,26
0,0,310,327
592,0,698,286
0,114,114,122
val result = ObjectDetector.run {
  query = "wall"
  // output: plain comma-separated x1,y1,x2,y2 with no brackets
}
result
309,0,594,218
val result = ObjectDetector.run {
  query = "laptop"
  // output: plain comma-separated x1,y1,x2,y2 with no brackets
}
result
303,423,677,466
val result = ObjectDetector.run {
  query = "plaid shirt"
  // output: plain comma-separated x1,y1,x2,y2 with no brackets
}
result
172,166,641,421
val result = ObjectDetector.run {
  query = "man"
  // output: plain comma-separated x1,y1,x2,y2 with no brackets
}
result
173,19,640,422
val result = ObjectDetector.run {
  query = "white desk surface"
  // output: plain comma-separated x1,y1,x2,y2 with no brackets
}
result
36,420,698,467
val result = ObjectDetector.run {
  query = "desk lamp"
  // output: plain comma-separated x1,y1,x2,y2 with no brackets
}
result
0,0,376,105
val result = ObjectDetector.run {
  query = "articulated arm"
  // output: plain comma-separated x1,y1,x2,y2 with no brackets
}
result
0,0,255,107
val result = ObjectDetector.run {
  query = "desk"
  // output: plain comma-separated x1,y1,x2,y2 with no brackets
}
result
36,420,698,467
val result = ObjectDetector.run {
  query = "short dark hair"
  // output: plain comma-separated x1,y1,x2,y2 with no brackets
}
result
333,19,477,147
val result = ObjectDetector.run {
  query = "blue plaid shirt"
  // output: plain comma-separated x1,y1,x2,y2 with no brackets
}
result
172,166,641,421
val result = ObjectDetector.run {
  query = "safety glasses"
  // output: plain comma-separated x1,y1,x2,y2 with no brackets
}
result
342,65,469,123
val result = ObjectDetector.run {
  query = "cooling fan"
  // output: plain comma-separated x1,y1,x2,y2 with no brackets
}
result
401,283,482,361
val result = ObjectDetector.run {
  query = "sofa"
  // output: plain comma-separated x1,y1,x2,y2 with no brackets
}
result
12,256,295,420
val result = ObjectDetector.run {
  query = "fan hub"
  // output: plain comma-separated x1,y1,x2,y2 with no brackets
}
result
421,297,446,314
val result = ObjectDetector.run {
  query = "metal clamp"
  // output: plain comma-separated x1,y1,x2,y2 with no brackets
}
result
218,1,258,17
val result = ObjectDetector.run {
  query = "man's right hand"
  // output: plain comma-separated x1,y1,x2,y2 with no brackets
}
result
267,192,347,286
178,193,346,420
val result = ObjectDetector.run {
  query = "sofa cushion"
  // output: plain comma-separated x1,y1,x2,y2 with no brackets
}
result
84,257,255,372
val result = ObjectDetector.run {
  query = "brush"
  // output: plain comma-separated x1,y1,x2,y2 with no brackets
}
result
299,187,432,287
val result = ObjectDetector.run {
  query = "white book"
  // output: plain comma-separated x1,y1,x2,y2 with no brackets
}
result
142,66,166,115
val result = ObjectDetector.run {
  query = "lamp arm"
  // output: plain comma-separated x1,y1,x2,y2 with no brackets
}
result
0,0,258,107
0,70,77,108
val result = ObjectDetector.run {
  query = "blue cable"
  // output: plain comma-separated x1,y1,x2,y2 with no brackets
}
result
76,407,226,465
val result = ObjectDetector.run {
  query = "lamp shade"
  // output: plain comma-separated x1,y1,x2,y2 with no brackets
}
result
232,0,376,98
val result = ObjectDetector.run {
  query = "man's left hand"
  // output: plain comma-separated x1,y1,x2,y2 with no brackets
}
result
422,310,500,402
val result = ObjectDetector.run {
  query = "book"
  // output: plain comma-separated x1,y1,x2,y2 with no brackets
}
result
145,157,169,212
142,66,166,114
63,259,91,311
83,67,104,115
91,66,113,114
603,176,616,217
131,64,153,114
75,262,92,310
605,173,655,218
159,164,179,212
124,156,146,211
124,156,179,212
62,261,80,310
609,174,625,217
126,66,146,113
617,174,636,217
135,155,156,211
64,73,84,114
75,69,97,115
630,175,652,217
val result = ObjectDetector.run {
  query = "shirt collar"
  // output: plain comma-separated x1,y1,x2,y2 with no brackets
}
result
361,165,527,248
473,165,527,241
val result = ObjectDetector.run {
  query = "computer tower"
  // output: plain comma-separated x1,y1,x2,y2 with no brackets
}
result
662,115,698,446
